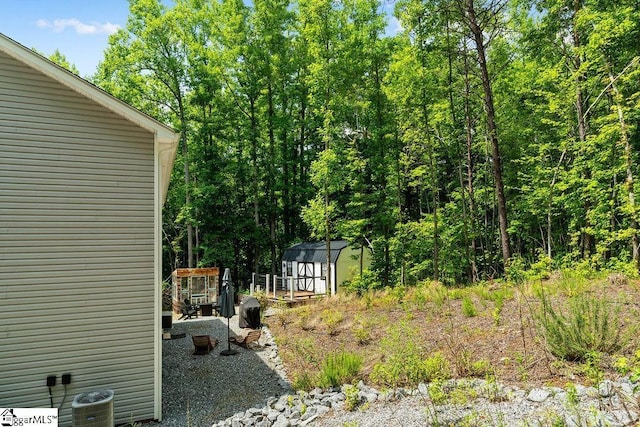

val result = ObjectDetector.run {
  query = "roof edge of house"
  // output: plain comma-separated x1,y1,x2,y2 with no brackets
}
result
0,33,179,145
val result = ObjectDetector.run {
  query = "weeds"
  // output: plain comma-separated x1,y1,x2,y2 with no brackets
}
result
294,305,314,331
461,296,477,318
535,291,625,361
512,352,534,382
489,286,511,326
370,322,451,387
423,352,452,380
318,351,363,388
579,352,604,385
343,384,360,411
293,337,320,366
352,315,372,345
267,267,640,409
427,380,447,405
320,308,345,335
451,349,493,378
614,348,640,382
292,372,315,391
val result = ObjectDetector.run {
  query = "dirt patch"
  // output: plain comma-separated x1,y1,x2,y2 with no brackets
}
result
266,276,640,390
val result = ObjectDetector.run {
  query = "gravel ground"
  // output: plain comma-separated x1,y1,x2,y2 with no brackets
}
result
149,311,290,427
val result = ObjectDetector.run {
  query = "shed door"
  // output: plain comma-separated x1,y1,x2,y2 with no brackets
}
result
297,262,314,291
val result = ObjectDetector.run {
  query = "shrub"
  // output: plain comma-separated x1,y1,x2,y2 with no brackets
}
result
318,352,363,388
423,351,452,380
294,305,314,331
292,372,316,391
343,269,379,295
352,315,372,345
342,384,360,411
370,322,451,387
461,296,477,318
372,286,406,309
535,291,625,361
320,308,345,335
506,255,527,285
253,291,270,315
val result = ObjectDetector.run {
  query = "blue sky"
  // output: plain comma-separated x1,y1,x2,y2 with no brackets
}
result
1,1,130,77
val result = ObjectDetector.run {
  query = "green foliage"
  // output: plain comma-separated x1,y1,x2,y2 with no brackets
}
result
318,352,363,389
370,321,451,387
94,0,640,286
423,352,452,380
488,286,512,326
292,337,320,366
320,308,345,335
451,350,494,378
461,296,477,318
343,270,380,295
578,352,604,385
535,291,626,361
253,291,270,319
292,372,316,392
352,315,373,345
506,256,527,285
342,384,360,411
294,305,314,331
614,349,640,382
427,380,447,405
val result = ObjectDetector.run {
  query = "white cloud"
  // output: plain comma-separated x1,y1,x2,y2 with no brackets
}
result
36,18,121,35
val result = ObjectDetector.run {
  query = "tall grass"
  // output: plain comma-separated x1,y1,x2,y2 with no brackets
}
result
535,291,625,361
370,321,451,387
318,351,363,388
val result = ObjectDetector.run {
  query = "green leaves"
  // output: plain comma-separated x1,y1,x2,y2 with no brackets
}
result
89,0,640,283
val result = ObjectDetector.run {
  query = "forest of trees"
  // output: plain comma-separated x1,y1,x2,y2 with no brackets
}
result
82,0,639,288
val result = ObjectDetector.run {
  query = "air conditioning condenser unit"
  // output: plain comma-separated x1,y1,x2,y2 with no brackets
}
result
72,389,114,427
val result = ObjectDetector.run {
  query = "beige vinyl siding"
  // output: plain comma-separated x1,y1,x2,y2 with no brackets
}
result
0,51,157,425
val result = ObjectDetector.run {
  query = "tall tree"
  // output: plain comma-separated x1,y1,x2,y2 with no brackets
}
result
95,0,194,268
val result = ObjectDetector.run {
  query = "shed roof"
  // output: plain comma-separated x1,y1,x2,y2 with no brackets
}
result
0,32,179,203
282,240,349,264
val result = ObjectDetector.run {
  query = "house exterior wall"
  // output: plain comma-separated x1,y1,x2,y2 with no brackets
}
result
0,51,158,425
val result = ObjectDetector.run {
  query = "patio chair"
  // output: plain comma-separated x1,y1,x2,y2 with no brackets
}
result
192,335,217,355
229,329,261,349
179,299,198,320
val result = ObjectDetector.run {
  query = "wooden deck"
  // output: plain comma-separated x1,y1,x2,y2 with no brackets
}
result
265,289,326,306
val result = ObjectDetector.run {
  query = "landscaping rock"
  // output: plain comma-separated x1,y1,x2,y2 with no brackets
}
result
527,388,550,402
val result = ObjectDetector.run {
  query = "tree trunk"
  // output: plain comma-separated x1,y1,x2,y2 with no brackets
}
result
463,46,479,282
267,81,278,276
178,96,193,268
250,96,260,280
569,0,594,259
465,0,511,267
422,93,439,282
